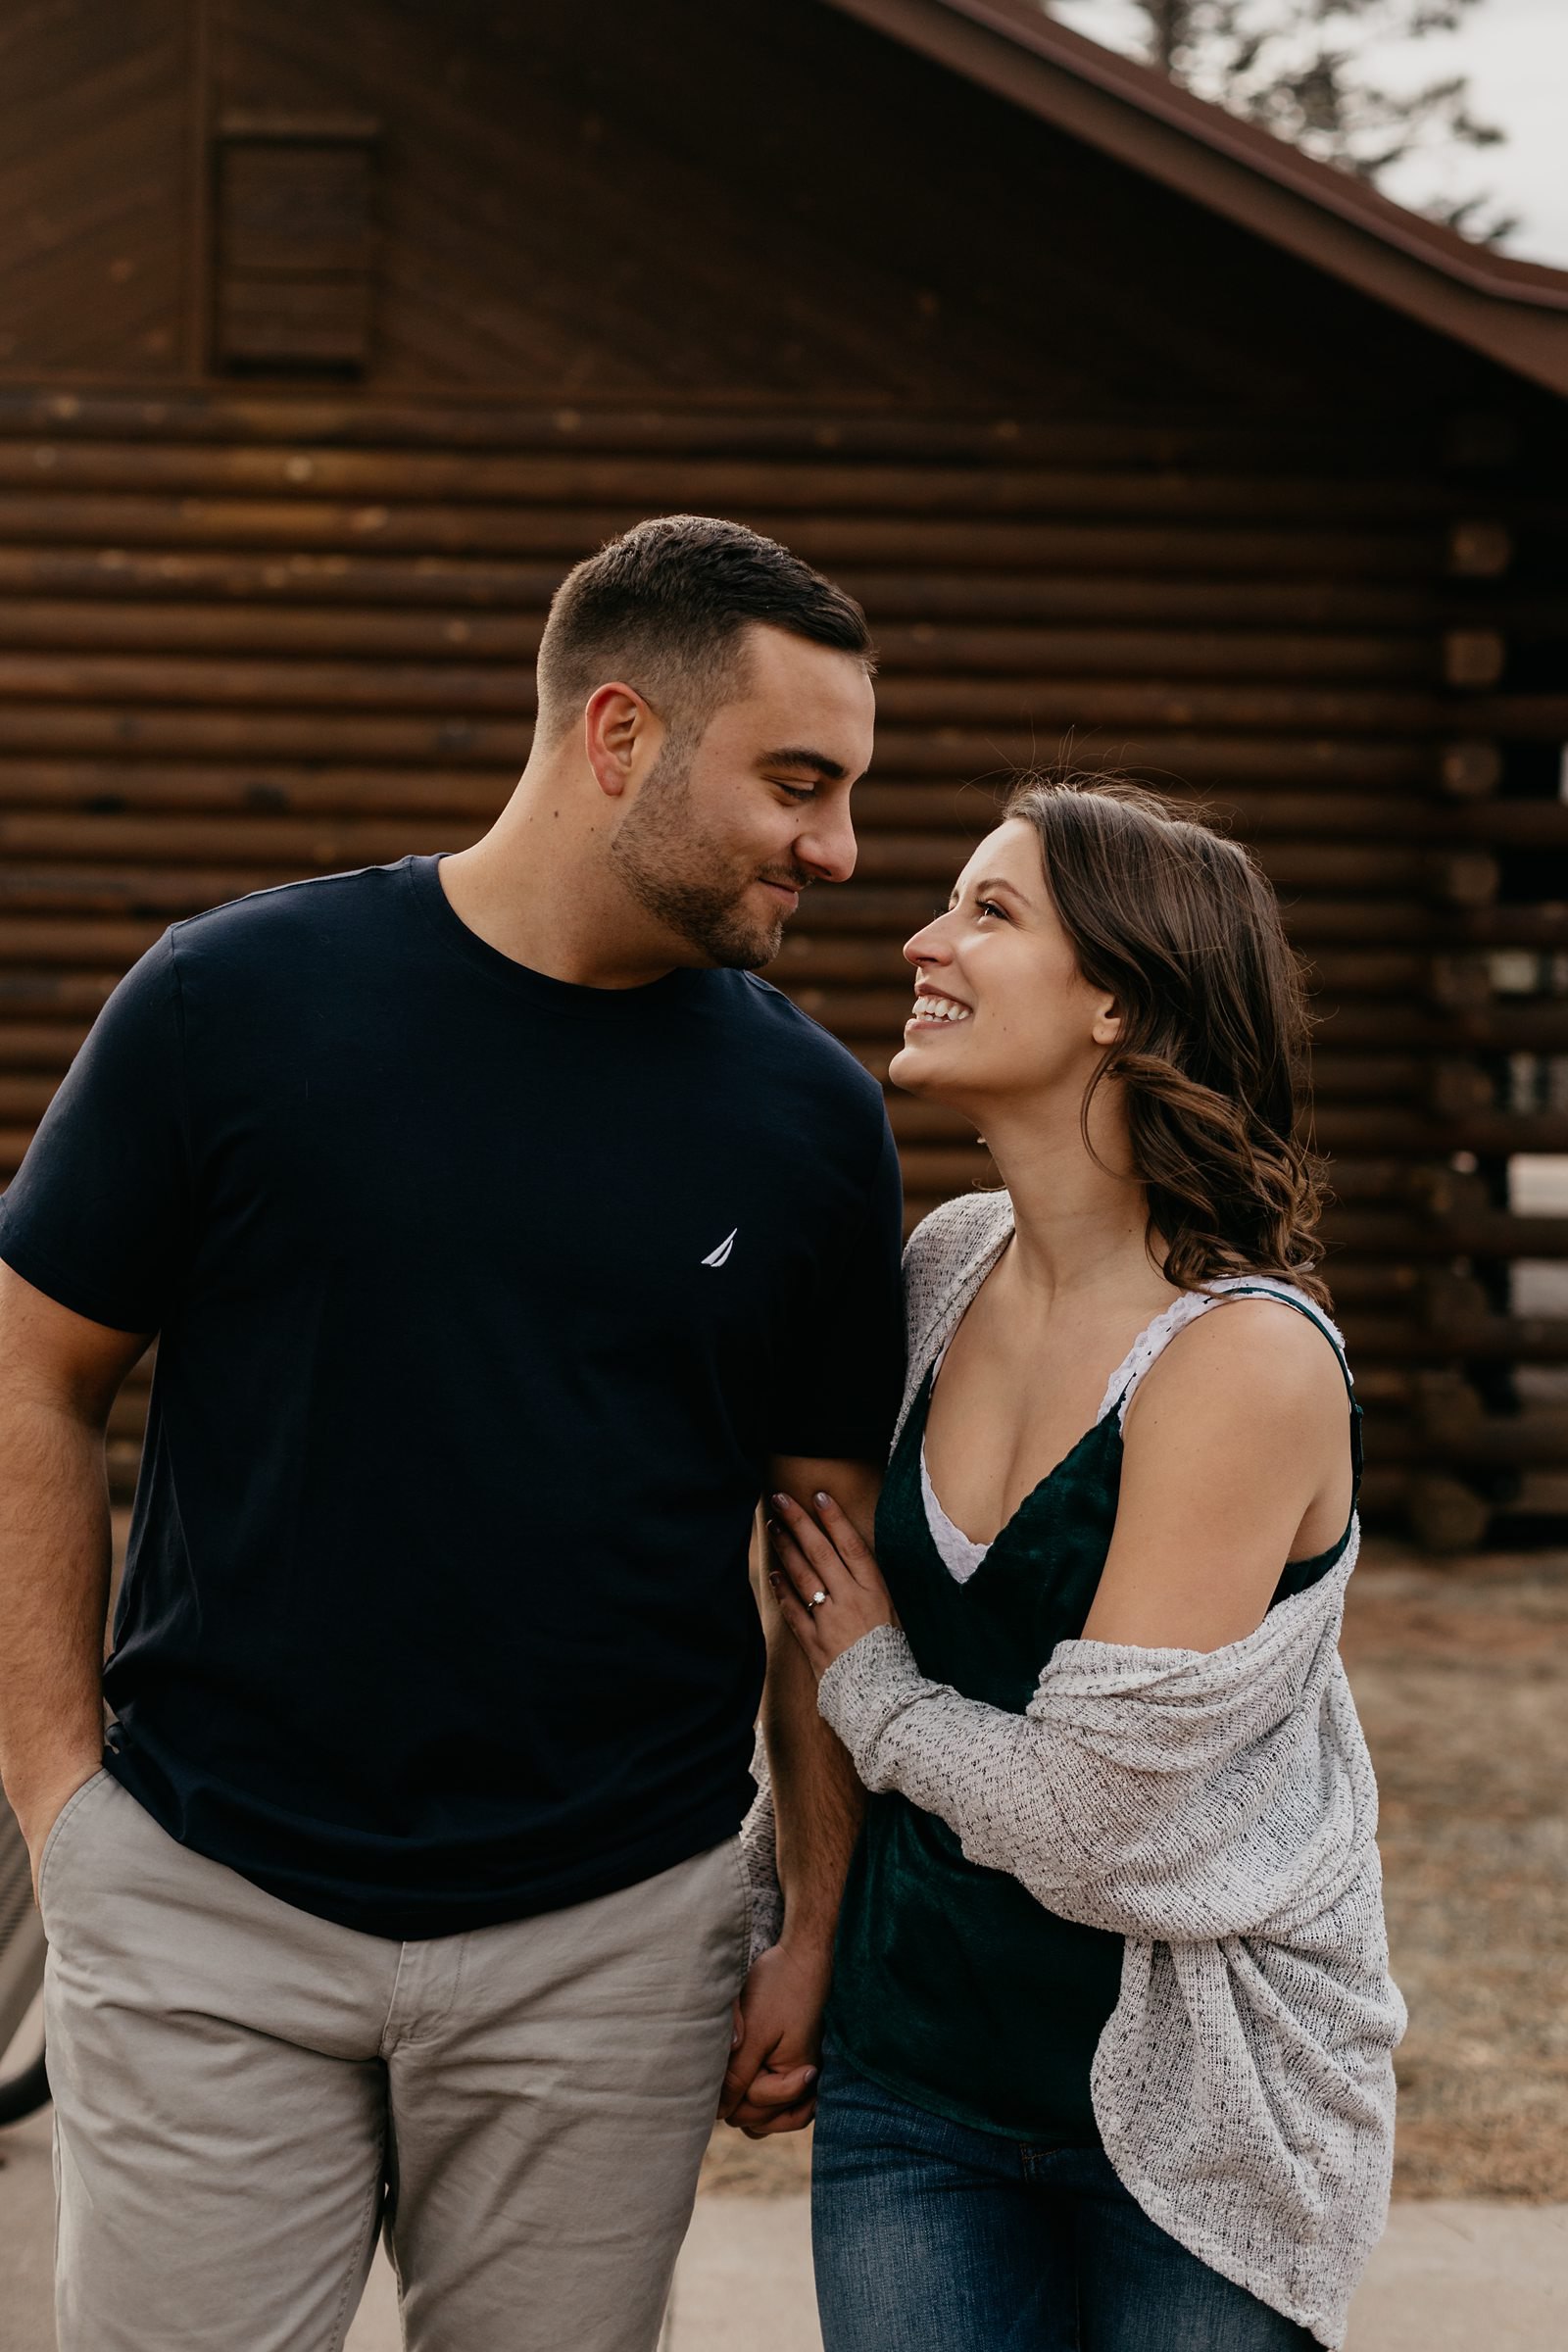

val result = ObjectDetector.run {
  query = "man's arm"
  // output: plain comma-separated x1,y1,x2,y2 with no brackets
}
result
0,1262,147,1895
717,1452,878,2137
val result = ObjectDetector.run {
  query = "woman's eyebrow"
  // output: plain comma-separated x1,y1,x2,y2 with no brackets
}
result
965,875,1027,902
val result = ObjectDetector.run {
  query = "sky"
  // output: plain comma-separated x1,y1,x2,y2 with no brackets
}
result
1050,0,1568,268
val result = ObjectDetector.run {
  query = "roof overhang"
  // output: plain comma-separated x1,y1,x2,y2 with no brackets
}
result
822,0,1568,400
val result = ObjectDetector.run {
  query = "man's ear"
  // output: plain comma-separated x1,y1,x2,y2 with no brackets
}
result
583,682,657,801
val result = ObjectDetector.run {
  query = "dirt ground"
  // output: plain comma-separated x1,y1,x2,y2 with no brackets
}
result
703,1542,1568,2201
1341,1543,1568,2201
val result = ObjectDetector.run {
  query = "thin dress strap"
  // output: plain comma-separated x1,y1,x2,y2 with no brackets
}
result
1102,1276,1354,1432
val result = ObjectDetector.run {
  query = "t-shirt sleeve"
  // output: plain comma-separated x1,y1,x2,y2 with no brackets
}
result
765,1110,906,1463
0,931,191,1333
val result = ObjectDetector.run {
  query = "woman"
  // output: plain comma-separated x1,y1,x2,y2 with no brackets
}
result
765,777,1403,2352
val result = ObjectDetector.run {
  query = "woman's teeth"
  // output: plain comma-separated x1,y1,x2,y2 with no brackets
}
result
912,994,970,1024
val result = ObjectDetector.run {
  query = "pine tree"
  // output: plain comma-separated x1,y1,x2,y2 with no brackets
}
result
1063,2,1512,243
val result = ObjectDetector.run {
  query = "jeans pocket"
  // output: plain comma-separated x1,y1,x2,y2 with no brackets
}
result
37,1768,110,1912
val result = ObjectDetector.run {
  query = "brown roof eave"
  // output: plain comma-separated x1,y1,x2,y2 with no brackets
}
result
825,0,1568,401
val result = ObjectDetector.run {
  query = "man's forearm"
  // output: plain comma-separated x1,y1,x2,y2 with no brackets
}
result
0,1389,112,1839
760,1461,881,1953
760,1558,864,1957
719,1473,878,2134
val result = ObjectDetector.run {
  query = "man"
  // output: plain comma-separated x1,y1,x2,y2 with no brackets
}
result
0,514,902,2352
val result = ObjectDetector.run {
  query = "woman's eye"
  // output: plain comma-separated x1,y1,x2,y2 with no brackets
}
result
976,900,1006,920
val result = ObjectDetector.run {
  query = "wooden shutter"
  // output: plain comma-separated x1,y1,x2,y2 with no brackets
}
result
213,114,379,373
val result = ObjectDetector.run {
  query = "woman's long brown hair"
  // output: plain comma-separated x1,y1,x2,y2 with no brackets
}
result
1004,773,1331,1305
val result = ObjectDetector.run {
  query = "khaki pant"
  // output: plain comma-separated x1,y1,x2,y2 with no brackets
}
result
40,1770,751,2352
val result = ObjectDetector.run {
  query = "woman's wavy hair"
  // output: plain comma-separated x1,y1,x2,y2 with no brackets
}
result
1004,772,1330,1305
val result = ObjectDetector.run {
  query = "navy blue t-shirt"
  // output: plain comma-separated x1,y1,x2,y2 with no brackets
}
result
0,856,904,1936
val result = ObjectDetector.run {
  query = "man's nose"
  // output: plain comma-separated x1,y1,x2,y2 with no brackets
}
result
797,803,858,886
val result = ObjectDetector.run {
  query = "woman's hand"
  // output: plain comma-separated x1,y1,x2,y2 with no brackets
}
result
766,1490,898,1680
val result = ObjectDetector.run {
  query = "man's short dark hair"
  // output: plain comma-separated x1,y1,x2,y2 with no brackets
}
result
534,514,875,744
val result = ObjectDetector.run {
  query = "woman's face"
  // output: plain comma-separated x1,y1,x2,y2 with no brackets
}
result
889,819,1121,1112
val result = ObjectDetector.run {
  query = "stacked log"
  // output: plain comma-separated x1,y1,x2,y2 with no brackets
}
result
0,387,1563,1544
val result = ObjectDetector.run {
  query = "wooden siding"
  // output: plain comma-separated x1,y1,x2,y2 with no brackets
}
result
1,0,1566,1544
0,386,1565,1544
0,0,194,376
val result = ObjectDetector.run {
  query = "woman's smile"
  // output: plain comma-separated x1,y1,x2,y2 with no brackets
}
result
906,983,973,1033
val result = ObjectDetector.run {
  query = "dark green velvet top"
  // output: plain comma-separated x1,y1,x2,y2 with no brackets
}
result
828,1287,1362,2146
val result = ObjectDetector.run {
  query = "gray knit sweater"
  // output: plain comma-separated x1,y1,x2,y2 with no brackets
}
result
759,1191,1404,2348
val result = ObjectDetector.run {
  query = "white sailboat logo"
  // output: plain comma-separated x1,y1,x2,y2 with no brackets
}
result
701,1229,738,1268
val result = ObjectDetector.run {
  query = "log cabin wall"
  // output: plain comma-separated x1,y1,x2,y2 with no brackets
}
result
1,0,1566,1547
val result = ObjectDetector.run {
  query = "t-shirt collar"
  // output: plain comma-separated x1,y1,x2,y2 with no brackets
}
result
403,854,711,1022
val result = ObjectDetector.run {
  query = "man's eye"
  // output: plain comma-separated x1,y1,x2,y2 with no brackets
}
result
778,784,815,805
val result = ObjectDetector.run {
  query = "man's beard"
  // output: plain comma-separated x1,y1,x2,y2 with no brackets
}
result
609,745,811,970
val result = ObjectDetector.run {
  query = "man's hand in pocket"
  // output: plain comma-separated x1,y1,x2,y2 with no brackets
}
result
10,1753,104,1905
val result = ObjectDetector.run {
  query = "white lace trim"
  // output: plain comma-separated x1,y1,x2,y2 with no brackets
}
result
920,1332,994,1581
1097,1275,1347,1432
919,1442,992,1583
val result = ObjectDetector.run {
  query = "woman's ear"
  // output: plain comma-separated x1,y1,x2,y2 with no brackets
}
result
1091,995,1123,1049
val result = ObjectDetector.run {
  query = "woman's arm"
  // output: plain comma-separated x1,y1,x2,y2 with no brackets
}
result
1083,1298,1351,1651
808,1618,1364,1937
771,1533,1360,1942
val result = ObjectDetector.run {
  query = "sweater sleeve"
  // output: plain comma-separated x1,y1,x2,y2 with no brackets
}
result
738,1733,784,1963
817,1578,1376,1945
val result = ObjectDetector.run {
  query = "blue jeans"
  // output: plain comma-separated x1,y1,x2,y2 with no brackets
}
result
811,2043,1316,2352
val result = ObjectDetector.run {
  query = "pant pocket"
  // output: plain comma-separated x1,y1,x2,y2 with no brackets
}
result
37,1768,111,1911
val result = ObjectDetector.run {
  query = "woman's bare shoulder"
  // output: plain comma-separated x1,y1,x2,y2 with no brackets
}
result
1128,1292,1346,1441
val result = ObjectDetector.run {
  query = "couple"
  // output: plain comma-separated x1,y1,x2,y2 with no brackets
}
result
0,514,1402,2352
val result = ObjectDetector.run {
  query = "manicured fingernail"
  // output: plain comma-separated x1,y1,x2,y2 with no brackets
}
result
770,1493,789,1510
804,2067,819,2086
814,1492,831,1507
